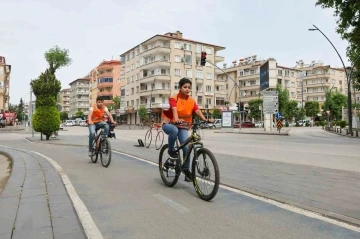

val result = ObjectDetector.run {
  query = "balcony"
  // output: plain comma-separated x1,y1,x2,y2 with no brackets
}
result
241,84,259,90
139,88,171,97
195,78,203,82
76,91,89,95
97,64,114,70
97,91,113,97
215,55,225,63
238,73,259,79
140,74,171,84
142,46,171,56
303,82,330,88
97,82,113,89
141,60,171,70
97,72,113,79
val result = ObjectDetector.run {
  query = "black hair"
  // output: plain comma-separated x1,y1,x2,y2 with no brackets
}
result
179,78,192,88
96,96,104,102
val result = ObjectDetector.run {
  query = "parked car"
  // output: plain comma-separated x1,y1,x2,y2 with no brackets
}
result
233,121,255,128
208,119,222,128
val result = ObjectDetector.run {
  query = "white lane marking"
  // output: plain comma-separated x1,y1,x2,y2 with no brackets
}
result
0,144,103,239
112,150,360,232
153,194,189,213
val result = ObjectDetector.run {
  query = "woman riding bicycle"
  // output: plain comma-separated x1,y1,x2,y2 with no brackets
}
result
161,78,211,180
87,96,116,156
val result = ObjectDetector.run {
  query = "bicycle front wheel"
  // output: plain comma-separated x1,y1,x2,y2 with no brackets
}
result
159,144,180,187
192,148,220,201
100,138,112,167
145,130,152,148
155,131,164,150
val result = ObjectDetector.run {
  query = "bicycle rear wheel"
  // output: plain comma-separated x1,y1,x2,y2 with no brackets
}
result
155,131,164,150
159,144,180,187
192,148,220,201
145,130,152,148
100,138,112,167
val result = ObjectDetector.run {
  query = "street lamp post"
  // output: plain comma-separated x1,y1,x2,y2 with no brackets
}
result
309,24,353,134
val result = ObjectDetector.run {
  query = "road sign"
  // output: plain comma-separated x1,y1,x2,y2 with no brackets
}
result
277,119,283,129
263,91,279,114
276,112,282,119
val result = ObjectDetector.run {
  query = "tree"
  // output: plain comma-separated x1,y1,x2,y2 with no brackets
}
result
138,106,148,128
8,103,16,112
276,84,289,115
315,1,360,87
75,111,84,118
31,70,61,140
295,108,306,122
212,108,221,119
60,111,68,121
285,100,298,121
45,45,72,75
304,101,320,118
113,96,121,109
16,98,25,121
248,99,263,121
323,91,347,120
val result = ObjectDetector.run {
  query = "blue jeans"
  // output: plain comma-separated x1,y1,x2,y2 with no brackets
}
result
162,123,190,169
88,121,109,151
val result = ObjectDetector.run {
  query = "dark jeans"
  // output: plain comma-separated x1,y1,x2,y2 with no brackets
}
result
88,121,109,151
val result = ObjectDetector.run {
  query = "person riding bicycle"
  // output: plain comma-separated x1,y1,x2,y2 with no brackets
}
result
87,96,116,156
161,77,211,180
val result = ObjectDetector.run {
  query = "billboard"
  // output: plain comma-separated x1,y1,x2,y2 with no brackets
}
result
259,60,269,91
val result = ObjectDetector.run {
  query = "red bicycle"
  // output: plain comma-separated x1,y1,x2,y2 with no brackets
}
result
144,123,164,150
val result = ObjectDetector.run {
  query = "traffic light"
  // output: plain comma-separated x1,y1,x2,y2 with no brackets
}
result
236,102,244,111
200,51,207,66
240,102,244,111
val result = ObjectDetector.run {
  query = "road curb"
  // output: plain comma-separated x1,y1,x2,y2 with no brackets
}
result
214,131,289,136
322,129,360,139
25,136,360,228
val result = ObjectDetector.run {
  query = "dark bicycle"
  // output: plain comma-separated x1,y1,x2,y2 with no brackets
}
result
90,124,115,167
158,121,220,201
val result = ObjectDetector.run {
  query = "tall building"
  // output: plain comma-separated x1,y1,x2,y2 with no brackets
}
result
59,88,71,112
0,56,11,112
89,60,123,106
294,60,347,106
120,30,225,124
216,57,298,106
69,78,90,118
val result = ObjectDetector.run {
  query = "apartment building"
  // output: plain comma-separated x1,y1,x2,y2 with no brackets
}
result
0,56,11,112
69,78,90,118
120,30,225,124
89,60,123,106
59,88,71,112
294,60,347,106
216,56,298,106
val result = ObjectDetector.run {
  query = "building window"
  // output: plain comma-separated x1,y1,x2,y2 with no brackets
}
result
185,69,192,78
278,70,282,76
184,55,192,64
216,97,225,105
198,96,203,105
206,98,212,105
175,42,181,49
206,85,212,92
174,69,181,76
206,48,212,55
174,82,179,89
196,71,203,79
183,43,191,51
175,55,181,62
207,73,212,80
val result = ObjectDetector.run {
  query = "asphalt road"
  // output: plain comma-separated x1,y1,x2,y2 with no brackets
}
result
1,135,359,239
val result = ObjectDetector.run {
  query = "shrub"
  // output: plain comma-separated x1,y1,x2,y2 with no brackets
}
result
305,122,310,127
285,121,289,127
320,121,326,126
295,122,300,127
32,106,60,140
339,120,347,128
315,121,320,126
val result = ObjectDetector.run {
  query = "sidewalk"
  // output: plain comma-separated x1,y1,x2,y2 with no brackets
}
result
26,134,360,227
215,127,291,135
0,147,85,239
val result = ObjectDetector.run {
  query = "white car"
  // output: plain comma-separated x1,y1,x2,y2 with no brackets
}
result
65,120,73,127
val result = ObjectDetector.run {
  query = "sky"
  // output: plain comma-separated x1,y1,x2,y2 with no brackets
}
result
0,0,350,105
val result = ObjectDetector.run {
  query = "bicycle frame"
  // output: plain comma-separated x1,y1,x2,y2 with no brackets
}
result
173,125,204,171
